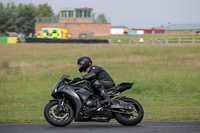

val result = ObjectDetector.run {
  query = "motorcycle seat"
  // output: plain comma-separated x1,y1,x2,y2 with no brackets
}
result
107,82,133,93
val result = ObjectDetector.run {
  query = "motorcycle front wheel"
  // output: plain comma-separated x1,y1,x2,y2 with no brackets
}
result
114,97,144,126
44,101,74,127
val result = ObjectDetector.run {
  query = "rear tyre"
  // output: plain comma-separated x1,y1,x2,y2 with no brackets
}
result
44,101,74,127
114,98,144,126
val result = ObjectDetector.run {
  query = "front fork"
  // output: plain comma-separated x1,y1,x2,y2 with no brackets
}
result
50,97,66,111
58,97,66,111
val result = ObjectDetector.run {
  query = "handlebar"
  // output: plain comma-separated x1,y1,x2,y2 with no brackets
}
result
62,78,77,85
68,80,77,85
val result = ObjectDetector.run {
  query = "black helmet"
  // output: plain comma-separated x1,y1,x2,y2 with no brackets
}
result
77,56,92,73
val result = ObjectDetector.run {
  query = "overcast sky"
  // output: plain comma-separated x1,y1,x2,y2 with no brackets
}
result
1,0,200,28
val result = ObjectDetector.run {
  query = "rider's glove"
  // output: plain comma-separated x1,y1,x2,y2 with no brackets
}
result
72,76,83,83
62,78,69,83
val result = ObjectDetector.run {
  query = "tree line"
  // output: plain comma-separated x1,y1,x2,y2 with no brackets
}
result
0,2,55,36
0,2,108,37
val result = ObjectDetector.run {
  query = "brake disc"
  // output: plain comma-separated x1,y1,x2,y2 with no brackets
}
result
51,105,69,119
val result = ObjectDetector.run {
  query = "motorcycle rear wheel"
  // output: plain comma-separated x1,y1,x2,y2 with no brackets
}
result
44,101,74,127
114,97,144,126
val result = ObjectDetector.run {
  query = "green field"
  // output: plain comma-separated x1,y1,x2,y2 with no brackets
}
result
0,43,200,124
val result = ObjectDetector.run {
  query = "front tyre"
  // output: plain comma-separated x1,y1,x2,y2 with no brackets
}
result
44,101,74,127
114,98,144,126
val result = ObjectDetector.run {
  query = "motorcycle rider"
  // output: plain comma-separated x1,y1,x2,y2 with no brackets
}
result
72,56,115,105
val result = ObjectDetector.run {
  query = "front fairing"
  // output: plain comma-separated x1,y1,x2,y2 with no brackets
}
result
51,75,69,96
50,75,93,120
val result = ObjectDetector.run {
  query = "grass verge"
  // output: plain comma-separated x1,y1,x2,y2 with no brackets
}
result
0,43,200,123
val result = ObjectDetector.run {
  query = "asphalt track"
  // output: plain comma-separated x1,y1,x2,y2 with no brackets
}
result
0,121,200,133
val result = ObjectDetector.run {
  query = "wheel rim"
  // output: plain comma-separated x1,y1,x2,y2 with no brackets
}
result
120,102,139,120
49,104,70,122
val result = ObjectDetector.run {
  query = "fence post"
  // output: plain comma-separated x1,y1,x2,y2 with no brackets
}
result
178,37,181,43
165,37,168,44
192,37,195,44
129,38,132,44
152,38,155,44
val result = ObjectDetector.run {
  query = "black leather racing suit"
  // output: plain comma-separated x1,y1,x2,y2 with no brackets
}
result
81,65,115,89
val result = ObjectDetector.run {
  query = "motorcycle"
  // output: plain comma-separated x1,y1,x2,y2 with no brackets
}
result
44,75,144,127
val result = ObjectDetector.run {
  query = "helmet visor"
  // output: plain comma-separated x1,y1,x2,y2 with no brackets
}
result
78,64,82,69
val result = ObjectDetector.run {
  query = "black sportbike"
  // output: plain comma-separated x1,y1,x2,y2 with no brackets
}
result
44,75,144,126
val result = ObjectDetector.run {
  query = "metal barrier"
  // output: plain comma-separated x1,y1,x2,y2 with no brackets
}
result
110,37,200,44
36,17,110,23
0,37,18,44
25,38,109,43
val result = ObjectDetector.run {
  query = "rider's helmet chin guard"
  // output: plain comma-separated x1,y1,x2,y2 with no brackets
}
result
77,56,92,73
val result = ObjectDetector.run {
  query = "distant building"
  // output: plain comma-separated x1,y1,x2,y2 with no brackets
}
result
110,26,164,35
110,25,129,35
163,24,200,34
59,8,93,23
130,29,164,35
35,8,111,36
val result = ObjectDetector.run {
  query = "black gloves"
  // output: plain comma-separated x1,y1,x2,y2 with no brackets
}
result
72,76,83,83
62,77,71,83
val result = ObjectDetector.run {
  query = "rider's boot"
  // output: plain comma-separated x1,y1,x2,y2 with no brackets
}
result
92,79,112,106
98,88,112,106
